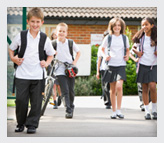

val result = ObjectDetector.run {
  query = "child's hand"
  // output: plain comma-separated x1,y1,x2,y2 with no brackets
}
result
137,51,143,58
96,72,100,80
72,61,77,66
154,51,157,56
135,58,139,63
40,60,48,68
105,56,111,61
12,55,24,66
124,55,129,61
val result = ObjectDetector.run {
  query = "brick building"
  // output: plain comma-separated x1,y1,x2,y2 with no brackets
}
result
7,7,157,44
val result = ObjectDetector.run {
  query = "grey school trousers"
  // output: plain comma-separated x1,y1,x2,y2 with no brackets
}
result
57,75,75,114
15,78,45,128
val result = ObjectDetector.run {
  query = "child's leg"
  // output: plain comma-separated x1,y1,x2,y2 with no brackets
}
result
116,80,123,110
110,82,116,112
25,80,44,128
142,83,149,105
57,85,62,96
15,78,30,126
149,82,157,113
68,77,75,110
53,84,57,101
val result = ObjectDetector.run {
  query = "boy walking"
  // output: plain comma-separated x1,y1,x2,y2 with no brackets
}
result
9,7,56,133
54,23,80,119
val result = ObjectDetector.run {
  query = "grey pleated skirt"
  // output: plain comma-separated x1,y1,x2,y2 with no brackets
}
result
137,64,157,83
102,66,126,83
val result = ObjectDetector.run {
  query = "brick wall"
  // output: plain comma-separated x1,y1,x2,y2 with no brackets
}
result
45,24,140,44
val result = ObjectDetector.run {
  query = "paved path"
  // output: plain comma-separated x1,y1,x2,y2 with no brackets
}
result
7,96,157,137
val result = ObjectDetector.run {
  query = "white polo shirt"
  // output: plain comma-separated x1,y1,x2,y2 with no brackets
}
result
10,30,56,80
97,46,106,71
101,34,130,66
139,36,157,66
55,38,80,76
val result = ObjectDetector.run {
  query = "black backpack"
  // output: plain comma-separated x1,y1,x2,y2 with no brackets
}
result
14,30,47,69
107,34,127,56
51,39,74,61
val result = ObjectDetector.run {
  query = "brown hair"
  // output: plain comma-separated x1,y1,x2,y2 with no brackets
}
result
108,18,126,35
27,7,44,21
56,23,68,31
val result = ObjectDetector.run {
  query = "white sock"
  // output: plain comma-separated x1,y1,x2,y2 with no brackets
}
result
144,105,150,114
112,111,117,116
152,103,157,113
116,110,121,115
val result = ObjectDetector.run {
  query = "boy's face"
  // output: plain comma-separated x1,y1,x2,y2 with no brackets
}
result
27,16,44,33
56,26,67,39
113,21,121,34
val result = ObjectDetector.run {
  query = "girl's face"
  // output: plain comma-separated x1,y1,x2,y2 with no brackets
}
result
113,21,121,35
141,20,154,35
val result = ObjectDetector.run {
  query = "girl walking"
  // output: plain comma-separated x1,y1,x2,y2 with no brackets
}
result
101,18,130,119
132,17,157,120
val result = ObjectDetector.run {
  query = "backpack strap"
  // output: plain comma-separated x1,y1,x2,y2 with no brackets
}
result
52,40,57,50
68,39,74,61
122,34,127,56
139,35,145,52
39,32,47,61
18,30,28,58
107,35,112,56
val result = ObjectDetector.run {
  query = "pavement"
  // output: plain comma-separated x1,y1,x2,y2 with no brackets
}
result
7,96,157,137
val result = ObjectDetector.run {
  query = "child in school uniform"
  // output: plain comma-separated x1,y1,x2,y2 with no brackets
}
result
50,29,62,109
101,17,130,119
9,7,56,133
54,23,80,119
132,17,157,120
96,31,111,109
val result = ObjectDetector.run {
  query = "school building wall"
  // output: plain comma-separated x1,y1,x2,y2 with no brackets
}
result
44,24,140,44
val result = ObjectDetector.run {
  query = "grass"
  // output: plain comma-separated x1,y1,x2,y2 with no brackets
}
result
7,99,16,107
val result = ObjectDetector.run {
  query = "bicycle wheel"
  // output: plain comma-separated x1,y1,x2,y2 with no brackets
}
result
40,80,54,116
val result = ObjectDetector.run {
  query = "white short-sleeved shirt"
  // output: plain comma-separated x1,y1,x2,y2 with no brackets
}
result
139,36,157,66
101,34,130,66
97,46,106,71
10,30,56,80
55,38,80,76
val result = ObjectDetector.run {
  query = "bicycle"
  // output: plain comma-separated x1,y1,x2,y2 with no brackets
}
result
40,59,65,116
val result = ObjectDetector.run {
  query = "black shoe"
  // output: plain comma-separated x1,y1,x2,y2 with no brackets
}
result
110,114,117,119
15,125,24,132
65,112,73,119
27,126,36,134
152,112,157,120
140,104,145,112
57,96,62,106
106,105,111,109
117,114,124,119
53,100,58,109
145,113,151,120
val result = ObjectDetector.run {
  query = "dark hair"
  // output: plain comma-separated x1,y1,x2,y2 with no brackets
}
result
132,17,157,46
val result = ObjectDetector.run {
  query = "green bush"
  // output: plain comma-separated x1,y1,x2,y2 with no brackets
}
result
7,63,14,97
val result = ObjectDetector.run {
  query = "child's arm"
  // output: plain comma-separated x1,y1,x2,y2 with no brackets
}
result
129,53,139,63
96,57,102,80
40,55,54,68
72,51,81,66
9,49,24,66
124,48,130,61
101,47,111,61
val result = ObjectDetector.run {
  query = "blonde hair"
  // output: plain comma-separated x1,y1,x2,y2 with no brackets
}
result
108,18,126,35
27,7,44,21
56,23,68,31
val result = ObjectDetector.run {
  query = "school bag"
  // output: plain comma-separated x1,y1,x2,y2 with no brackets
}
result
51,39,74,61
107,34,127,56
12,30,47,95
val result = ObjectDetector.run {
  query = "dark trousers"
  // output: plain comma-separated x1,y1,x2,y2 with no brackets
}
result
15,78,45,128
100,70,111,106
57,75,75,113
